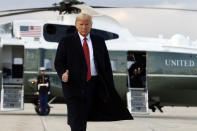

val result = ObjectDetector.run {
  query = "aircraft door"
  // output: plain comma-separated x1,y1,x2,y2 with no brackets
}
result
1,45,24,111
126,51,149,114
0,46,2,100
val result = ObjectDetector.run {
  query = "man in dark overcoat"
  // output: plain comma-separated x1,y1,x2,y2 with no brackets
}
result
54,13,133,131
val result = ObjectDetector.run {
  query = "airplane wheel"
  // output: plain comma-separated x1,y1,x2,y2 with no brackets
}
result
35,104,50,115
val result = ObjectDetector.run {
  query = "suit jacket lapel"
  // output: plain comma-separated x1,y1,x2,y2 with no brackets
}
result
73,32,85,61
73,32,88,75
90,34,99,58
90,34,100,72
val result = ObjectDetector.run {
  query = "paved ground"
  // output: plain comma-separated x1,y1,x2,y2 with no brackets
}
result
0,104,197,131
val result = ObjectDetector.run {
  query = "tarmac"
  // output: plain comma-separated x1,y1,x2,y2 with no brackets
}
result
0,104,197,131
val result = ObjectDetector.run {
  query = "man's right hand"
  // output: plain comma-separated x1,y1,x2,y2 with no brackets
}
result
62,70,69,82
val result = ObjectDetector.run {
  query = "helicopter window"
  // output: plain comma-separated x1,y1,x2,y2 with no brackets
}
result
91,29,119,41
44,58,52,70
45,24,57,35
43,24,76,42
0,23,12,34
111,60,118,71
43,24,119,43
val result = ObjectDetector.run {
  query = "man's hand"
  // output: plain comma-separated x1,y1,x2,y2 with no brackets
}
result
62,70,69,82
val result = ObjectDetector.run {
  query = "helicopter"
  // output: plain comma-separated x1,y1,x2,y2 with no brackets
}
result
1,0,197,115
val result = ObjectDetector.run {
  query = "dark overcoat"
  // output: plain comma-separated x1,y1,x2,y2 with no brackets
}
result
54,32,133,121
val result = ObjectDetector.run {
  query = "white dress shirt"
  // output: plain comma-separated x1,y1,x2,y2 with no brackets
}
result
78,32,98,76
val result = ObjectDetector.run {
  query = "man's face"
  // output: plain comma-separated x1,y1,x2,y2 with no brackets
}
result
41,70,45,75
76,20,92,37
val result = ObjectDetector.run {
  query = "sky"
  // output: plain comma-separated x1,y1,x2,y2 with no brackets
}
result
1,0,197,40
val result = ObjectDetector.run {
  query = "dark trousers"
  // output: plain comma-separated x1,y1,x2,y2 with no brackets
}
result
39,93,48,115
67,76,98,131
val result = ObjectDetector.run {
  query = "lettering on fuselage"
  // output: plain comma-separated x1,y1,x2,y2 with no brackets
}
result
165,59,195,67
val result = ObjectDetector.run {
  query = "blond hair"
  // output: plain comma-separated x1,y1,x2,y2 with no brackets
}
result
75,13,92,24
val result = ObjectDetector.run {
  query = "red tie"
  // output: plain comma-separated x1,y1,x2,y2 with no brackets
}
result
83,38,91,81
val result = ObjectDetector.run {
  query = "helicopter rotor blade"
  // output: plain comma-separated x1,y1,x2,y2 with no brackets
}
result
91,5,197,12
0,7,53,13
0,7,81,17
0,7,61,17
0,9,51,17
1,3,197,18
0,1,83,17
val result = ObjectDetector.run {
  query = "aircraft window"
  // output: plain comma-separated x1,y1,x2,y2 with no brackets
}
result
111,60,118,71
45,24,57,35
91,29,119,41
43,24,119,42
0,23,12,34
13,58,23,64
44,58,52,70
